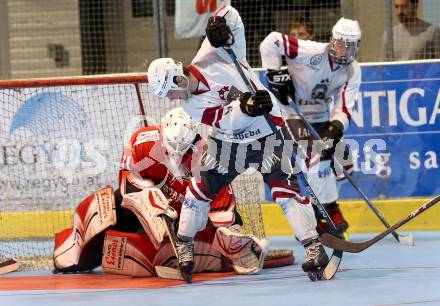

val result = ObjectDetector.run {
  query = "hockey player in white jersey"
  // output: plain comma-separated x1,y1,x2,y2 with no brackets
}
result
147,5,327,283
260,17,362,238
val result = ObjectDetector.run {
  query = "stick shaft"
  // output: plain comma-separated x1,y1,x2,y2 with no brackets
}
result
288,100,402,242
320,194,440,252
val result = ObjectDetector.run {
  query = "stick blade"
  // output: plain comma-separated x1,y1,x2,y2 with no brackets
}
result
398,234,414,246
320,251,342,280
0,259,20,275
155,266,183,281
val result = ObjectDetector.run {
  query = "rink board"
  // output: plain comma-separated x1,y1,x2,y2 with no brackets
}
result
1,197,439,238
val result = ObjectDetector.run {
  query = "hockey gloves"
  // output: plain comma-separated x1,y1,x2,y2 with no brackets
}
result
206,16,233,48
320,120,344,159
266,69,295,105
240,90,273,117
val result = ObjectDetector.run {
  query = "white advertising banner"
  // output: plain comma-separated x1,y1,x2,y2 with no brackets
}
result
175,0,231,38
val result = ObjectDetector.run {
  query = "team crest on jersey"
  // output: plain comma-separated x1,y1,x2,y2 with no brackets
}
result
218,85,241,102
311,79,331,103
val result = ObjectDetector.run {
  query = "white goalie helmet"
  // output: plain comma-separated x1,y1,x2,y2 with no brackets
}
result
330,18,361,65
161,107,200,159
147,58,186,98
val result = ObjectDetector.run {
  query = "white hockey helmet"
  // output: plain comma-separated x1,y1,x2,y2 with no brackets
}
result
147,58,185,98
161,107,199,159
330,18,361,65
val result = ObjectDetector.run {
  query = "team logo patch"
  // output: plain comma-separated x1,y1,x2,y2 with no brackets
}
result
218,86,229,101
134,130,160,145
311,79,330,102
310,54,323,66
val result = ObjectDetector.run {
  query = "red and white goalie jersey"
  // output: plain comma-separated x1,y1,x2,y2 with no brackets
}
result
120,125,236,226
182,5,284,143
260,32,361,130
54,125,239,277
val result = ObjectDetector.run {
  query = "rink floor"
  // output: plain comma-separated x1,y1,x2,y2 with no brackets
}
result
1,232,439,306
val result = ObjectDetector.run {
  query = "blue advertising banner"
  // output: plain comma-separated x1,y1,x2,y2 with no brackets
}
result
258,61,440,200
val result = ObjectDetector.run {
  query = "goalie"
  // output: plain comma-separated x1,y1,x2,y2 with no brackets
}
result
53,107,268,277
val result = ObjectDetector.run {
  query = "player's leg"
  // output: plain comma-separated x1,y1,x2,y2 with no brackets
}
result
312,122,351,238
176,138,238,281
257,130,329,274
285,119,349,238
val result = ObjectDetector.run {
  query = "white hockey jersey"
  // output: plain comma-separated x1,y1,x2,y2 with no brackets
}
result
260,32,361,131
182,5,284,143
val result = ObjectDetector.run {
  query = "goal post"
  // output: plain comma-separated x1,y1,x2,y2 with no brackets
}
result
0,73,274,270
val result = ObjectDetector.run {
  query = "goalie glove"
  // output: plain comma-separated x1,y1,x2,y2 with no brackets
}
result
206,16,233,48
265,69,295,105
212,224,269,275
239,90,273,117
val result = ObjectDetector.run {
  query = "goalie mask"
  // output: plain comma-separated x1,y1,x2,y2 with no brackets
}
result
147,58,187,99
161,107,199,161
329,18,361,65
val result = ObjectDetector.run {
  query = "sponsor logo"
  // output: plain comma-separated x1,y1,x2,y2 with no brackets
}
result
310,53,323,66
134,130,160,145
232,129,261,140
272,73,290,83
103,235,127,270
10,92,87,137
96,188,114,224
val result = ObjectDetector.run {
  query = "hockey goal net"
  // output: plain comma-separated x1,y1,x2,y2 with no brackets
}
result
0,73,289,270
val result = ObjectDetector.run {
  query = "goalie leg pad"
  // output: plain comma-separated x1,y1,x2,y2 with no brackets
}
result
212,225,269,275
121,187,177,249
53,186,117,272
102,230,156,277
154,227,223,274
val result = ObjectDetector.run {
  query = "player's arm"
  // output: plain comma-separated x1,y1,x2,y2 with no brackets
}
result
204,5,246,61
259,32,297,105
184,91,272,133
330,62,362,133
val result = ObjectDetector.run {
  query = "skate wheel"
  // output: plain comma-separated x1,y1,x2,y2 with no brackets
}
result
307,271,318,282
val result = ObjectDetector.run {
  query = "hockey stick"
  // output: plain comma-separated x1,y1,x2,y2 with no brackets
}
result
287,101,414,246
224,47,342,280
320,194,440,253
0,259,19,275
155,216,189,282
